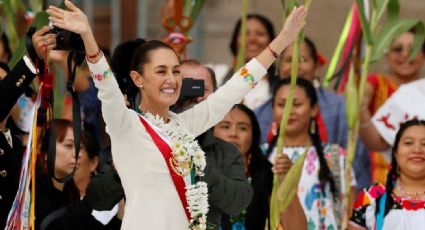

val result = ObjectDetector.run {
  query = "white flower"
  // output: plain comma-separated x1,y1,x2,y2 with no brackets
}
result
141,112,208,229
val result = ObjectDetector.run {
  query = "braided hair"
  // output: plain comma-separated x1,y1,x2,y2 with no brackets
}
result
382,119,425,216
267,78,337,197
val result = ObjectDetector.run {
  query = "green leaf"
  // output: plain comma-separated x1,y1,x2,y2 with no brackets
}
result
8,39,25,69
345,63,358,130
370,19,421,62
189,0,204,23
182,0,191,18
355,0,374,45
235,0,248,70
387,0,400,22
409,22,425,61
375,0,390,22
323,8,353,87
8,11,49,69
29,0,43,14
270,149,308,230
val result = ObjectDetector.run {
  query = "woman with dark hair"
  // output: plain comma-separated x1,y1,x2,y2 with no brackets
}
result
35,119,122,230
47,1,307,229
224,14,278,110
268,78,356,230
255,36,348,148
213,104,273,229
360,30,425,185
350,119,425,230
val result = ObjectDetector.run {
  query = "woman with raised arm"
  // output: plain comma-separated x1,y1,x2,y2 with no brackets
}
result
47,1,307,229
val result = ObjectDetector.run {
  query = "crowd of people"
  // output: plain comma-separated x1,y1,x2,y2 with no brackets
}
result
0,1,424,229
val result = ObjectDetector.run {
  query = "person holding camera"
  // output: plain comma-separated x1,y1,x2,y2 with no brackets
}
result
0,26,56,229
172,59,253,229
47,1,307,229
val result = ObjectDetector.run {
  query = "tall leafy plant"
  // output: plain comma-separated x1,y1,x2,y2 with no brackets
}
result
269,1,311,229
331,0,425,229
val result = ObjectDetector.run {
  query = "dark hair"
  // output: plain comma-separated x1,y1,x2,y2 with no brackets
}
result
303,36,319,65
1,32,12,62
383,119,425,216
110,38,146,94
229,14,275,57
230,104,270,175
180,59,218,91
226,14,278,90
130,40,176,73
82,122,100,161
0,61,10,74
268,78,337,197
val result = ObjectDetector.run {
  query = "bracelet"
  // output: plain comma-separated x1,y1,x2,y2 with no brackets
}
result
86,49,102,60
267,45,279,59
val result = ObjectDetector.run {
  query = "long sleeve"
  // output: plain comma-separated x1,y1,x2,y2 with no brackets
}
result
177,59,267,137
87,56,133,139
198,131,253,225
0,57,36,122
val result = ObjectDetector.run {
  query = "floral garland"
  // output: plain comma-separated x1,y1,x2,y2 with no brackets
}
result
142,112,209,230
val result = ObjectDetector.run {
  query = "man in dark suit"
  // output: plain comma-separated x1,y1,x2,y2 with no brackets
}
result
175,59,253,229
0,26,57,228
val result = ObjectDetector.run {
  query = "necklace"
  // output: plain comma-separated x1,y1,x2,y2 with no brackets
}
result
140,111,209,230
396,180,425,199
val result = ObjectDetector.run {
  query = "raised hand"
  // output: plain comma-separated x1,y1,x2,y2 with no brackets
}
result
280,6,308,46
47,0,90,36
32,26,57,60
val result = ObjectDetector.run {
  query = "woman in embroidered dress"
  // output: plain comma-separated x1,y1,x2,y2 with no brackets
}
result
266,78,356,230
360,30,425,185
350,119,425,230
47,1,307,229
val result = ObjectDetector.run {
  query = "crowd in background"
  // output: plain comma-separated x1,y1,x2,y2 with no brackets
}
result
0,3,424,230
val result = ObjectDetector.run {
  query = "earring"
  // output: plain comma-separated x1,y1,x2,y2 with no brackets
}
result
310,119,316,134
139,84,143,88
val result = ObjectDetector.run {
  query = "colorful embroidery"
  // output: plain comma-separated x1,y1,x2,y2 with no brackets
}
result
92,69,113,81
306,150,317,175
239,67,256,88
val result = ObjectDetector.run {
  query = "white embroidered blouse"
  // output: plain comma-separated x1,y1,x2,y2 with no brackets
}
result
87,56,266,230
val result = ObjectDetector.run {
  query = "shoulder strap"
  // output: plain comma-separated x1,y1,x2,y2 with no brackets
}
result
375,192,387,230
39,206,68,230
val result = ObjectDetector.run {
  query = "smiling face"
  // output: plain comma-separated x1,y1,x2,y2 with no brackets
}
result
213,108,253,156
386,32,425,80
135,48,182,109
237,18,272,61
272,85,318,137
396,125,425,180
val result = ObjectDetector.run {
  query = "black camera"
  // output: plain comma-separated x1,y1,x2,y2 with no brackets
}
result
50,26,85,52
179,78,204,99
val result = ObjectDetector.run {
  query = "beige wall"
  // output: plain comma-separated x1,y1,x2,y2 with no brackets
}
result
195,0,425,78
94,0,425,79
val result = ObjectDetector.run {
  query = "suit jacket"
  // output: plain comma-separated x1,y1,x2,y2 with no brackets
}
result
0,57,36,229
198,130,253,228
0,124,24,228
0,58,36,122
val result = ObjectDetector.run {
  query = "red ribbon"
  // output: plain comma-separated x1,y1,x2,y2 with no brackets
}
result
138,115,191,221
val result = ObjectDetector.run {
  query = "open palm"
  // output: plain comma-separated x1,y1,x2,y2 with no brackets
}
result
281,6,308,45
47,0,90,35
